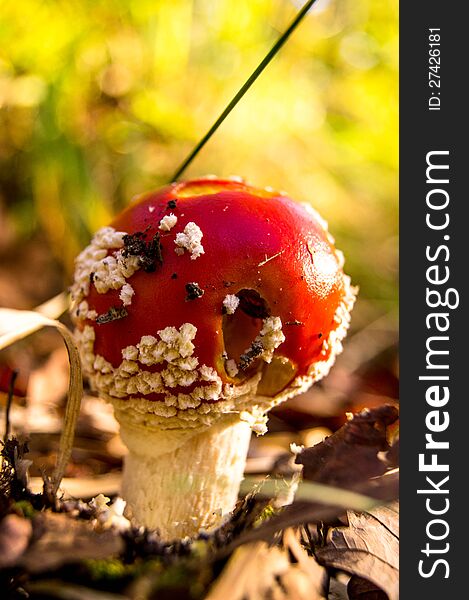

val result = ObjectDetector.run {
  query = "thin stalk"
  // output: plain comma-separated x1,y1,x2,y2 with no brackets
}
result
4,369,18,441
170,0,318,182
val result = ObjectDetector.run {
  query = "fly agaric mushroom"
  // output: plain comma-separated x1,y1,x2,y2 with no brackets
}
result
70,177,356,539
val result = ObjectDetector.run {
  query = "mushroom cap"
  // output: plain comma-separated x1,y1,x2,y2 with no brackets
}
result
71,177,356,429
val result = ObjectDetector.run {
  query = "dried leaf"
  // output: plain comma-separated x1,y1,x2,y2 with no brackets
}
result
209,529,327,600
348,575,389,600
328,578,350,600
206,541,290,600
0,514,33,568
295,405,398,492
19,512,123,573
386,439,399,469
367,501,399,538
318,549,397,600
344,510,398,569
0,296,82,495
316,505,399,600
208,530,328,600
280,567,324,600
283,528,326,600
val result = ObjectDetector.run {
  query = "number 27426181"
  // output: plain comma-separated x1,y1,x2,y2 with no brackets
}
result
428,29,441,111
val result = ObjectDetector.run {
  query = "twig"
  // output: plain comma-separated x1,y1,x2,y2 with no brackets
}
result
169,0,319,182
4,369,18,441
258,250,285,267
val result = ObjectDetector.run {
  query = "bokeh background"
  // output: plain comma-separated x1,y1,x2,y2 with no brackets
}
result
0,0,398,478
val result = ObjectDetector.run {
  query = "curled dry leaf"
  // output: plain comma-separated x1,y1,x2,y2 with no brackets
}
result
295,405,399,491
316,503,399,600
0,295,82,495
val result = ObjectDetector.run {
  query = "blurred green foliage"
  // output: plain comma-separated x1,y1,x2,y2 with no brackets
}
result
0,0,397,312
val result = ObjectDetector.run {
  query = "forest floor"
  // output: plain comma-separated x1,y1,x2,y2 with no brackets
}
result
0,235,399,600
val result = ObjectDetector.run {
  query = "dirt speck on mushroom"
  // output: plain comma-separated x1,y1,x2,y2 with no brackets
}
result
185,282,204,301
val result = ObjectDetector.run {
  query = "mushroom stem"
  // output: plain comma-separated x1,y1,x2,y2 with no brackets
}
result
118,416,252,539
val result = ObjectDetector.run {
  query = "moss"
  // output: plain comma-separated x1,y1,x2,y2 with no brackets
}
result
189,540,209,560
253,503,276,527
83,558,136,582
149,561,212,599
12,500,36,519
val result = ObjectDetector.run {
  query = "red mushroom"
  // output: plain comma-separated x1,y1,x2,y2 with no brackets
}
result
70,177,356,538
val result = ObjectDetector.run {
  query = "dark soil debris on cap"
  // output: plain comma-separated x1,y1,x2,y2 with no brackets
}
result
238,340,264,371
185,282,204,301
96,306,128,324
122,231,163,272
167,199,177,210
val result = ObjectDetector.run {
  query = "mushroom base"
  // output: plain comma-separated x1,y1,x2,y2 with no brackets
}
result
118,416,252,539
